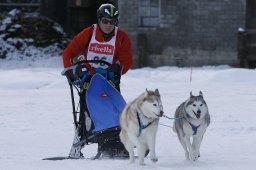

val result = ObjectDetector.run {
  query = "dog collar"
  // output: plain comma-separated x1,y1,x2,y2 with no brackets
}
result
136,111,153,137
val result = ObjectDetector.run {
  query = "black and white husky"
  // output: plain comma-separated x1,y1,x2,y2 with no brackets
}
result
173,91,210,161
119,89,164,165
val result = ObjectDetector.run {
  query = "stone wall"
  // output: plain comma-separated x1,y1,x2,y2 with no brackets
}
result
118,0,246,68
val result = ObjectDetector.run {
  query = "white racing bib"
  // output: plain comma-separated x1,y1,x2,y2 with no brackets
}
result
86,24,118,69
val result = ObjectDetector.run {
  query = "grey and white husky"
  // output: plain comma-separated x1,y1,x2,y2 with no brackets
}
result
173,91,210,161
119,89,164,165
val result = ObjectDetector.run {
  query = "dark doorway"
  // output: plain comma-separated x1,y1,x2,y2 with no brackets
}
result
67,0,117,37
246,0,256,29
40,0,117,37
238,0,256,68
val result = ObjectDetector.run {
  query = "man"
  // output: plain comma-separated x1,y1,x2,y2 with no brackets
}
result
62,3,132,76
62,4,132,159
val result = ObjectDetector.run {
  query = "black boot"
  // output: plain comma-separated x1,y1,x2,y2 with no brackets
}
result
95,140,129,159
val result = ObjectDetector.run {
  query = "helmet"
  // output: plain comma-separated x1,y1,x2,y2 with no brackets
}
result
97,3,119,20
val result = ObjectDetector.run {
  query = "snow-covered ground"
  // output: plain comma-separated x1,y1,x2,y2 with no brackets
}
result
0,57,256,170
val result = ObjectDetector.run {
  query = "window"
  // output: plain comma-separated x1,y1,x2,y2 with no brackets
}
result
139,0,160,27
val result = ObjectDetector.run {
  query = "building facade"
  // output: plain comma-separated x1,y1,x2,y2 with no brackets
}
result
1,0,253,68
118,0,247,68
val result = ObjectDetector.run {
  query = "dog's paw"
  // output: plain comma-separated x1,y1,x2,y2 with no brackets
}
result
194,151,200,160
191,156,199,161
189,152,198,161
190,156,197,161
150,156,158,162
196,152,200,158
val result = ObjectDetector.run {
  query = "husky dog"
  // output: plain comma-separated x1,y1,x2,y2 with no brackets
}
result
173,91,210,161
119,89,164,165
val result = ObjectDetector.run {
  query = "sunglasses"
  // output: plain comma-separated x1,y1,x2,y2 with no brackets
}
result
101,18,118,25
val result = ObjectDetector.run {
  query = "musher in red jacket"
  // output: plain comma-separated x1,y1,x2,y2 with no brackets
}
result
62,3,132,75
62,4,132,159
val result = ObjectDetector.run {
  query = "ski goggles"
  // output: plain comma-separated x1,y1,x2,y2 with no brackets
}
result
101,18,118,25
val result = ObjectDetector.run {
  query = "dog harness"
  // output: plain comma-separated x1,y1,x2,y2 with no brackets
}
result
186,113,200,135
136,111,154,137
188,121,200,135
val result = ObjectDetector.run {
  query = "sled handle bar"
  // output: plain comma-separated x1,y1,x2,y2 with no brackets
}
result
74,60,112,67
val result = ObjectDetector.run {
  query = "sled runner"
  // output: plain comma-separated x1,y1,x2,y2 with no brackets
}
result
55,60,128,160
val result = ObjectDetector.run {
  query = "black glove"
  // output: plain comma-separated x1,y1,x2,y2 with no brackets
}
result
61,65,87,82
74,64,87,78
107,64,122,75
107,64,122,83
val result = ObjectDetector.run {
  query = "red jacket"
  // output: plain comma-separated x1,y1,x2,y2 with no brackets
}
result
62,24,132,74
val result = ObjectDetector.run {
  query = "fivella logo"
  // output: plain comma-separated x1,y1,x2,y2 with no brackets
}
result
89,43,114,55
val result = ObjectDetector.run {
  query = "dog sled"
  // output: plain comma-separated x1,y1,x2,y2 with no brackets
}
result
45,60,128,160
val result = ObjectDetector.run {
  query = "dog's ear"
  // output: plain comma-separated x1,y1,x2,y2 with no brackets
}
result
146,88,151,96
146,88,149,94
146,88,157,96
190,91,194,98
199,91,203,97
154,89,160,96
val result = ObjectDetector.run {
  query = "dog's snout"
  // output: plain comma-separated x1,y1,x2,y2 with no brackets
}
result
159,111,164,117
196,110,201,118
